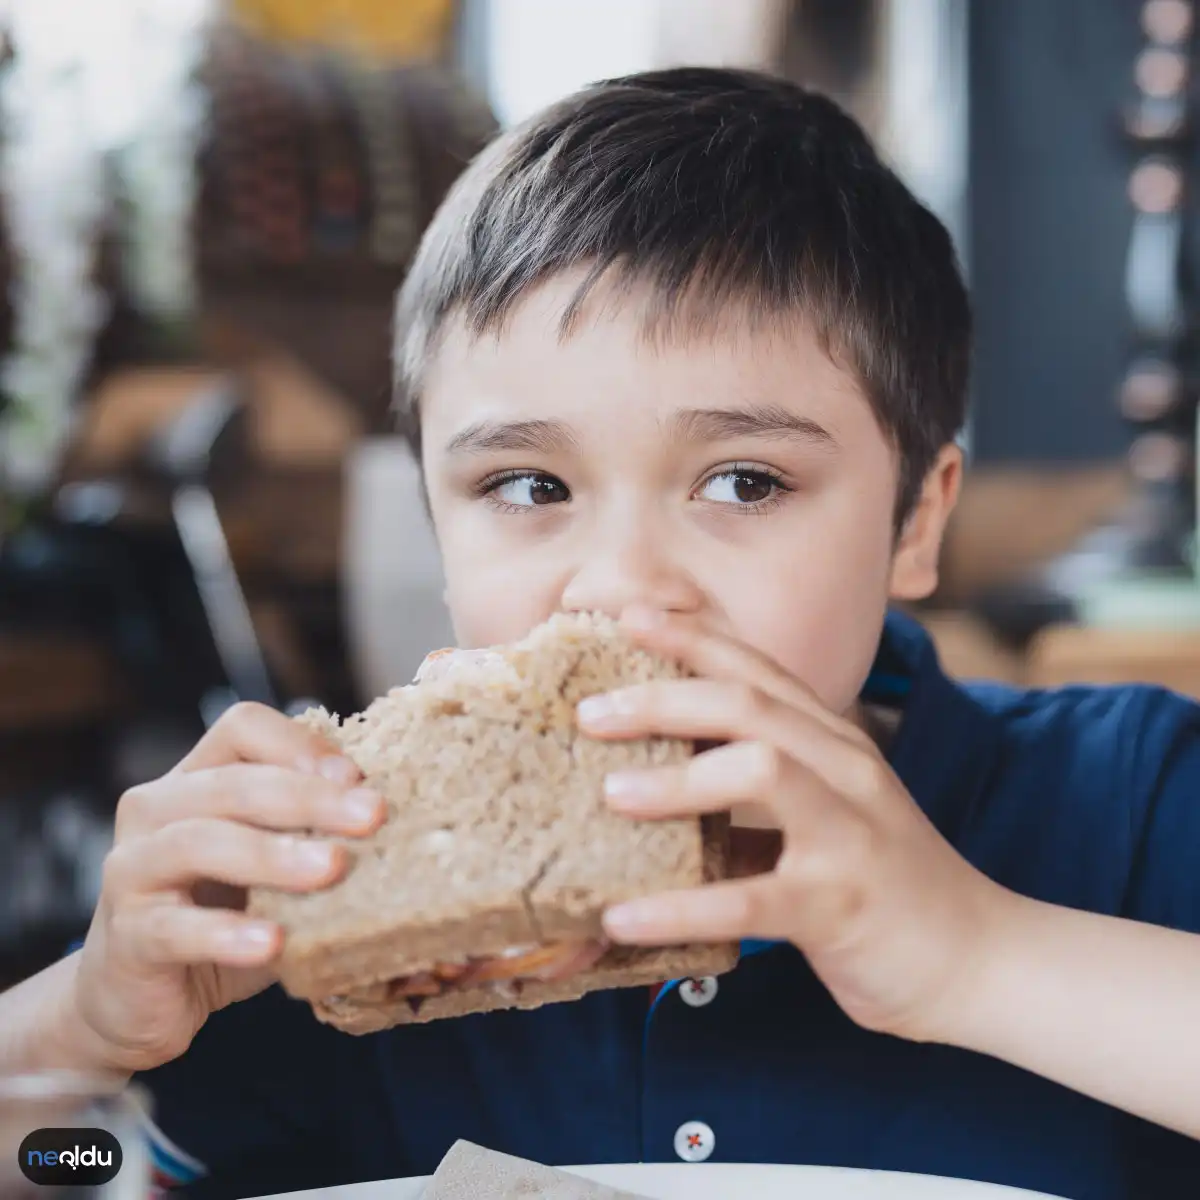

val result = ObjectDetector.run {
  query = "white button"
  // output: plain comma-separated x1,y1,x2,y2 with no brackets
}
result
678,976,719,1007
674,1120,715,1163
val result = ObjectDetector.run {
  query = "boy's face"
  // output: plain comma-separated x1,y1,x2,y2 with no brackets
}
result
419,273,959,718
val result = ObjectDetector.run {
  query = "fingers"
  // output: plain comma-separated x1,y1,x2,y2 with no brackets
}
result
174,701,355,780
581,679,877,802
604,806,879,946
113,901,284,967
604,875,786,943
619,606,857,740
605,740,826,844
116,763,384,840
103,818,349,898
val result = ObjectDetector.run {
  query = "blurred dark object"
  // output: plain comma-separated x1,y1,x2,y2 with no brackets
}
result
0,17,498,984
194,19,495,433
973,0,1200,646
66,17,497,443
936,464,1132,608
781,0,880,130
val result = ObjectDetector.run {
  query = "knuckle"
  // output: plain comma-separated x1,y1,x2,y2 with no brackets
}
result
114,783,152,839
162,816,233,868
848,750,891,798
105,903,139,954
135,903,179,960
212,701,279,747
100,842,135,898
785,840,870,925
837,810,883,874
726,879,782,935
745,741,785,793
732,683,769,725
221,700,272,729
212,764,279,824
733,884,766,928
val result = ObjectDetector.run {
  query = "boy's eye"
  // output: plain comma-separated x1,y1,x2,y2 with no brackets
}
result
485,471,571,508
696,469,784,506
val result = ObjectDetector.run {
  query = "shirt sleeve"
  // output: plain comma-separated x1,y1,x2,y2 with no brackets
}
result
1121,689,1200,933
133,984,358,1200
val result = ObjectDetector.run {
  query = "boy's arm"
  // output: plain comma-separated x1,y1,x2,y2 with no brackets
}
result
948,894,1200,1140
0,958,348,1195
593,614,1200,1142
0,953,132,1079
946,698,1200,1140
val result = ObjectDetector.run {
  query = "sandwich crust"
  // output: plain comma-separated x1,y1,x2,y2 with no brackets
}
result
310,942,740,1033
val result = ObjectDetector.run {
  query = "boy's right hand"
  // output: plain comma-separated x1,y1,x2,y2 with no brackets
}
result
67,702,384,1075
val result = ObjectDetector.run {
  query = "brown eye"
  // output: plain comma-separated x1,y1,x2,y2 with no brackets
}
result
486,471,571,508
529,476,569,505
731,473,773,503
697,468,785,507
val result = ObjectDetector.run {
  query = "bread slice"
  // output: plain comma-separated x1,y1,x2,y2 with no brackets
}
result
247,611,738,1031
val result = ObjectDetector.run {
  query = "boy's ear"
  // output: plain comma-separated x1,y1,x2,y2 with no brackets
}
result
888,444,963,602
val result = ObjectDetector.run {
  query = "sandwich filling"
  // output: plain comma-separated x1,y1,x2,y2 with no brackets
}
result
320,939,612,1014
382,938,610,999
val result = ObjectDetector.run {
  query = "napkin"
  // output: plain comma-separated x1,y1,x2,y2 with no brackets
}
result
423,1141,652,1199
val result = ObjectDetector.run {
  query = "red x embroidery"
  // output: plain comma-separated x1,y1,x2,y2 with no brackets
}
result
687,1133,704,1150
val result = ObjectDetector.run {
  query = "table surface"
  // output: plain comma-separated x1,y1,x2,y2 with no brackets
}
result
253,1162,1066,1200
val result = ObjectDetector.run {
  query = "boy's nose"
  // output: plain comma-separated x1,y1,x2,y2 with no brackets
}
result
560,535,704,621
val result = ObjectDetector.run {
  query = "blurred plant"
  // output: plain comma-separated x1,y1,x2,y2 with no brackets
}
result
111,0,214,338
0,12,108,500
0,0,214,507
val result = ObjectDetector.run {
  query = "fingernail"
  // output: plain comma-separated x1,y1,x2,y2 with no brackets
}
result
219,922,276,954
288,838,338,872
578,691,635,724
577,695,614,723
318,756,360,785
341,787,382,824
238,922,277,949
604,901,655,937
604,771,657,801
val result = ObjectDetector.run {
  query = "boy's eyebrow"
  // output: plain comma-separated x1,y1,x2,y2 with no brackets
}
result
445,419,581,456
443,405,836,456
666,405,838,448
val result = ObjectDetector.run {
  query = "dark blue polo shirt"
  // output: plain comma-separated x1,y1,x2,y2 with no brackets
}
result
136,610,1200,1200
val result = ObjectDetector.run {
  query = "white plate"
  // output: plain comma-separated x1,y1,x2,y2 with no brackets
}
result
256,1162,1065,1200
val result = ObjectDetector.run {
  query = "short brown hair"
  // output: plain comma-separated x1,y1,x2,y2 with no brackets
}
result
393,67,970,521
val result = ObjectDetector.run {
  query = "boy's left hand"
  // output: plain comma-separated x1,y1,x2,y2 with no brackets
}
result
578,606,1014,1046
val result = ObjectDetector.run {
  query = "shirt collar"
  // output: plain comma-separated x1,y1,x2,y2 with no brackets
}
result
868,609,1003,845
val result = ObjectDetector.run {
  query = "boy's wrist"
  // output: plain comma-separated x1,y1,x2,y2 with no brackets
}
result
44,953,135,1082
931,884,1042,1057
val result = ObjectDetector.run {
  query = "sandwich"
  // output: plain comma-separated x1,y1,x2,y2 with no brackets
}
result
248,611,737,1034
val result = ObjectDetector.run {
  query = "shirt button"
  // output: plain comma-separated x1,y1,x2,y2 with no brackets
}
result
678,976,719,1007
674,1120,715,1163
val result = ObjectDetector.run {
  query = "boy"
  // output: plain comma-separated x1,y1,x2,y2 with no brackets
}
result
5,68,1200,1200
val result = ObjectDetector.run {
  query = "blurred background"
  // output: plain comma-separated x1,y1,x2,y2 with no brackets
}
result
0,0,1197,990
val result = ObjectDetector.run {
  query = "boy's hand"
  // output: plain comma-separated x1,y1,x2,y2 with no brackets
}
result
580,607,1012,1045
67,703,384,1074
